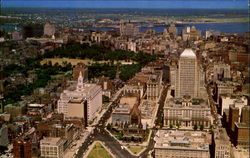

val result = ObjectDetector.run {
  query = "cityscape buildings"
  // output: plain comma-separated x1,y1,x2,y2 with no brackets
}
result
0,4,249,158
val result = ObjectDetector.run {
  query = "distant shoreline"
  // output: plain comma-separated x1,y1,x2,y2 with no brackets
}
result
179,20,249,24
1,7,248,10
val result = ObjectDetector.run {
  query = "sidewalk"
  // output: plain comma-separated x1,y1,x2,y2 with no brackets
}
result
150,86,165,128
63,130,90,158
105,127,152,157
92,87,124,126
65,87,124,158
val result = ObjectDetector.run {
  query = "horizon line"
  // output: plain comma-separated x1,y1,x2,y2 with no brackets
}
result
2,6,248,9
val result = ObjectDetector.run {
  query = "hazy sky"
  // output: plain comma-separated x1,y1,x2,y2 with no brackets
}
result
2,0,248,9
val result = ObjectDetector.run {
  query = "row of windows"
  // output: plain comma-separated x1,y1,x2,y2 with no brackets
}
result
41,146,57,150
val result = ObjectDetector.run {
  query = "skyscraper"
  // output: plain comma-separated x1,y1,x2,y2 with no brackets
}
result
175,48,202,98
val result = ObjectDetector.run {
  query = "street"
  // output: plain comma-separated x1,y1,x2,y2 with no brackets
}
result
75,84,169,158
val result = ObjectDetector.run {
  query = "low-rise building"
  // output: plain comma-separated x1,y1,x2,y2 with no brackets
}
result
233,122,250,149
40,137,65,158
123,83,145,99
215,81,239,102
213,63,231,81
13,139,32,158
182,26,201,41
164,97,212,128
146,74,161,100
57,72,102,122
213,128,231,158
111,93,141,125
219,94,248,116
154,130,211,158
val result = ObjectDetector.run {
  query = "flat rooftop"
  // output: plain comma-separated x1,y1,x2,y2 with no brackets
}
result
164,98,209,109
154,130,210,151
40,137,64,146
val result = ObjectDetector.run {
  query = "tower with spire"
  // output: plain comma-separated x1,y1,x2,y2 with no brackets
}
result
77,71,84,92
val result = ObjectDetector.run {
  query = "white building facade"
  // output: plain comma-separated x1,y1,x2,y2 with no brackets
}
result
57,72,102,122
174,48,205,98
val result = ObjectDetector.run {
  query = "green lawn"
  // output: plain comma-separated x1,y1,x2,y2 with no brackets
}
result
127,146,145,155
87,142,113,158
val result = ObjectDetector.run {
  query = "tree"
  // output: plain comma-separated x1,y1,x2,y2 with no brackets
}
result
23,23,43,38
209,125,213,130
107,123,111,130
200,124,204,131
176,122,181,129
102,95,110,103
193,124,198,131
124,121,128,129
169,123,173,129
115,122,118,127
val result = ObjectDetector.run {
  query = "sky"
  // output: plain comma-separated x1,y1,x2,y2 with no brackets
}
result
2,0,249,9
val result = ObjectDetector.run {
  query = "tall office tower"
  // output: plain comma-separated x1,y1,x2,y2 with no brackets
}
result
175,48,200,98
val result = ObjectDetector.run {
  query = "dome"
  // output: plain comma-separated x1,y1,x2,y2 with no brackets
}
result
180,49,196,58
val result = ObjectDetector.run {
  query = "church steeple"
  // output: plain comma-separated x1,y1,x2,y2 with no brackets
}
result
77,71,84,91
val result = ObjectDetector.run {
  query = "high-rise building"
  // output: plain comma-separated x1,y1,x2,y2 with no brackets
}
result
175,48,205,98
